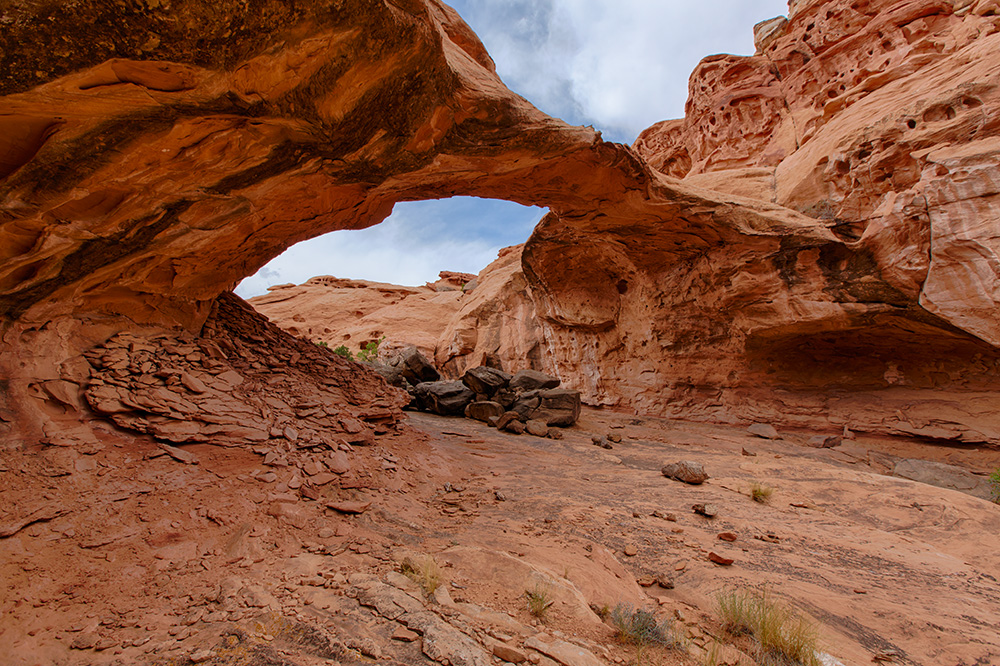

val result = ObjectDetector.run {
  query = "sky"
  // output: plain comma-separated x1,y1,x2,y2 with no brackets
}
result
235,0,789,298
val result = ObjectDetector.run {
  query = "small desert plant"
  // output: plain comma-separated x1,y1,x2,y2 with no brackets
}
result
608,604,682,648
401,555,441,596
990,467,1000,504
751,481,774,503
356,335,385,363
331,344,353,359
525,584,553,619
315,341,329,348
716,587,820,666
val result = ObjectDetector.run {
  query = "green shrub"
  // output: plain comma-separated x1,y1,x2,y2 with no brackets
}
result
331,345,353,359
717,587,820,666
315,341,328,347
990,467,1000,504
356,335,385,363
608,604,681,647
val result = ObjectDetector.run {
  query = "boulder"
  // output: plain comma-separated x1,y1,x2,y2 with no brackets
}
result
661,461,709,485
465,401,505,423
509,369,560,392
414,381,475,416
462,366,512,396
530,388,581,427
396,346,441,386
510,391,542,420
502,419,525,435
373,362,407,388
494,388,517,409
525,419,549,437
496,411,521,431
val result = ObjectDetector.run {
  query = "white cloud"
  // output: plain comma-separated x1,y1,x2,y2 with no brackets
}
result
458,0,789,140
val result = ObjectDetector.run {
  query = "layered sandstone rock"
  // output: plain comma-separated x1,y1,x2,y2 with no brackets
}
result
2,0,1000,448
83,292,406,448
581,0,1000,442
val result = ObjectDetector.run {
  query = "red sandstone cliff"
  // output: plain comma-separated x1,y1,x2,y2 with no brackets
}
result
559,0,1000,441
1,0,999,448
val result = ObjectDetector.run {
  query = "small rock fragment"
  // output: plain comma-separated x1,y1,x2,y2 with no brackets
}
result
326,500,372,514
807,435,842,448
708,552,734,566
493,643,528,663
692,503,717,518
717,532,738,542
158,443,198,465
623,544,638,556
656,575,674,589
525,420,549,437
391,626,419,642
747,423,780,439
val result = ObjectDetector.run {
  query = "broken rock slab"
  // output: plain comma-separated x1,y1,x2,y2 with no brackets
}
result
393,346,441,386
414,381,475,416
893,459,993,501
465,400,505,423
462,366,512,396
530,389,581,427
509,370,561,392
748,423,780,440
661,461,708,485
524,634,605,666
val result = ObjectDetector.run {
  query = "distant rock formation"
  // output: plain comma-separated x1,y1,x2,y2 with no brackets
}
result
249,272,474,362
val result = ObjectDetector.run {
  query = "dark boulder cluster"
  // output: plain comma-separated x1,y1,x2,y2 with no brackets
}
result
379,348,581,436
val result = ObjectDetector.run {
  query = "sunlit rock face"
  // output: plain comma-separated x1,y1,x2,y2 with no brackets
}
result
2,0,999,446
603,0,1000,441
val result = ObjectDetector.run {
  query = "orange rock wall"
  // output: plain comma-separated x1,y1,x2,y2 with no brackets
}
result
2,0,1000,447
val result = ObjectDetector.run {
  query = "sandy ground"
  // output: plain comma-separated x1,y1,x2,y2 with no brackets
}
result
1,408,998,666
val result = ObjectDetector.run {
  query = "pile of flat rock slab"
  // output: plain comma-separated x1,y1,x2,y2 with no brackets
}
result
383,348,581,438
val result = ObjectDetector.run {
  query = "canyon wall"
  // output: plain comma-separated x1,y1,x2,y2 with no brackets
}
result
1,0,999,448
0,0,824,447
523,0,1000,441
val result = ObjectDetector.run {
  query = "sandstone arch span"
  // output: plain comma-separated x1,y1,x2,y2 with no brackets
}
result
2,0,999,446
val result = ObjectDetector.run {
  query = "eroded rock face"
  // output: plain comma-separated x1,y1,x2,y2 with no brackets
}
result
2,0,1000,447
83,292,406,448
528,0,1000,442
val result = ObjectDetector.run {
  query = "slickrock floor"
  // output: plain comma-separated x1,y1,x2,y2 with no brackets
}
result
2,408,998,666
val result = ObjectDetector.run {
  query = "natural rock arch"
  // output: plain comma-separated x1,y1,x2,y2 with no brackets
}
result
2,0,999,446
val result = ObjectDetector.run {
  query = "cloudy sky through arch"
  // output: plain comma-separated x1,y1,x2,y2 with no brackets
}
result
235,0,789,298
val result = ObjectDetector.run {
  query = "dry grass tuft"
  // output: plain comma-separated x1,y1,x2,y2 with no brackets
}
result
608,604,683,648
525,584,554,619
717,587,820,666
401,555,441,596
751,481,774,503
